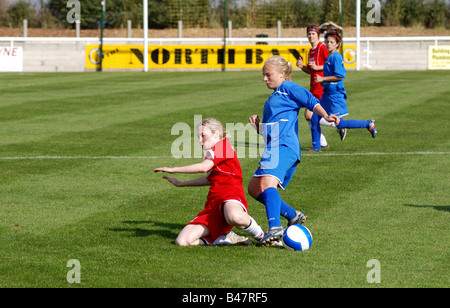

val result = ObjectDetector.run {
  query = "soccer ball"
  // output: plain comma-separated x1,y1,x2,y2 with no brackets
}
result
282,224,312,251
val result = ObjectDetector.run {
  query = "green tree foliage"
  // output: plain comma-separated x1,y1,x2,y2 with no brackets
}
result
7,1,34,27
424,0,448,28
5,0,450,30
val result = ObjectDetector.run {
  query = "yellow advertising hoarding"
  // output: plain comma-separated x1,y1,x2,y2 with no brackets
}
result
428,45,450,70
85,45,356,70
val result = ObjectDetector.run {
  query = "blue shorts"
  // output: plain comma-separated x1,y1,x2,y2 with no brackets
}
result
253,145,300,190
320,92,349,117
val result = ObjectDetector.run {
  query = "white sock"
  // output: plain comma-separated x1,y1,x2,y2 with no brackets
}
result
320,134,328,147
243,216,264,241
320,118,336,128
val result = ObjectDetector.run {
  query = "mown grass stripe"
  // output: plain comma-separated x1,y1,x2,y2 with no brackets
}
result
0,151,448,160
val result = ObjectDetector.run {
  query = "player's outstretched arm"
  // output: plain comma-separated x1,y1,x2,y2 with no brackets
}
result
314,75,342,83
162,175,210,187
154,159,214,174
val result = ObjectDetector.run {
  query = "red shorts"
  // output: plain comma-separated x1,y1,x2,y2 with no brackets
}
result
310,84,324,100
188,194,248,244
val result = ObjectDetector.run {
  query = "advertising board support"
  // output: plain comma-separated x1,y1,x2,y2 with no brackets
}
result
223,0,227,72
356,0,361,71
99,0,105,72
143,0,149,72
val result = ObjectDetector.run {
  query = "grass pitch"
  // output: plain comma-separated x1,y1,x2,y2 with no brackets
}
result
0,70,448,288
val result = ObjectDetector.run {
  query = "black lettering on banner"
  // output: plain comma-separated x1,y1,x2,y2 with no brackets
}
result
115,46,315,68
175,49,182,64
289,48,308,61
217,49,224,64
245,49,252,64
185,49,193,64
255,49,263,64
246,49,264,64
163,49,170,64
228,49,235,64
200,49,208,64
131,48,143,64
288,49,300,60
105,48,119,58
217,49,235,65
151,48,170,64
151,49,158,64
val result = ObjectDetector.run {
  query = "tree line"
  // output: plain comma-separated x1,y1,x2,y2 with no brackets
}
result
0,0,448,30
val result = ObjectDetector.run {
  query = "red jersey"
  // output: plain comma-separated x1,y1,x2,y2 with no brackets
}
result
188,139,248,243
205,139,247,207
308,42,328,99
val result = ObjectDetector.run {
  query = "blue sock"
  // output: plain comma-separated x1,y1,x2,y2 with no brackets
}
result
310,113,322,151
337,119,370,129
280,199,296,221
256,187,282,228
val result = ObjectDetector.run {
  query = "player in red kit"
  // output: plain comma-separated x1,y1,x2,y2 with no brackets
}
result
154,118,264,246
297,25,344,151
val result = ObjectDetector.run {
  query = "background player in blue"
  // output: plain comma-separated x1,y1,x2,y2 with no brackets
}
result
310,30,377,151
248,55,340,246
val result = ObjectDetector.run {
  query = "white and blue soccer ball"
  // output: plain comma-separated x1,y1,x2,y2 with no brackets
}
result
282,224,312,251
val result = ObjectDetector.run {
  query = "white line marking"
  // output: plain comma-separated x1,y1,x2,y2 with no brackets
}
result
0,152,448,160
302,152,450,157
0,155,173,160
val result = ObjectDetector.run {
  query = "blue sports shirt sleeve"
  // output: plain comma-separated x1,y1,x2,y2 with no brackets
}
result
285,82,320,111
330,52,346,79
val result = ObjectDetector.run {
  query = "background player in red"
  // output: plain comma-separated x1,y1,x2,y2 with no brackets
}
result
297,25,343,151
154,117,264,246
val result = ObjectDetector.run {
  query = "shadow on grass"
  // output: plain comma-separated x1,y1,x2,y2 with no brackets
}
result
109,220,185,240
403,204,450,213
110,221,281,249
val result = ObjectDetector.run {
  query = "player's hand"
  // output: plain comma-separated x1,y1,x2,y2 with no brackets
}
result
314,75,323,83
162,176,183,187
296,57,303,69
308,63,319,71
249,114,260,126
324,114,340,126
248,115,260,133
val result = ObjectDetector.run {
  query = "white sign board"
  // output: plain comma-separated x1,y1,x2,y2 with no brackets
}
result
0,47,23,72
428,45,450,70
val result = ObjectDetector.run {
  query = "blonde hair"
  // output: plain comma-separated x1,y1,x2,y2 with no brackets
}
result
264,55,294,81
198,117,230,140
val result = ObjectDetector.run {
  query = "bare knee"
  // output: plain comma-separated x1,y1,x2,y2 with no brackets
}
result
175,235,190,246
248,176,279,200
226,211,249,229
175,224,208,246
223,202,250,229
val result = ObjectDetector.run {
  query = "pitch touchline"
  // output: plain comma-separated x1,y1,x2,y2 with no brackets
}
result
0,155,173,160
303,151,450,157
0,152,449,160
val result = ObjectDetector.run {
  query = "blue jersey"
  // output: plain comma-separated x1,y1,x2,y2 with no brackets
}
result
321,52,349,117
261,81,319,159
